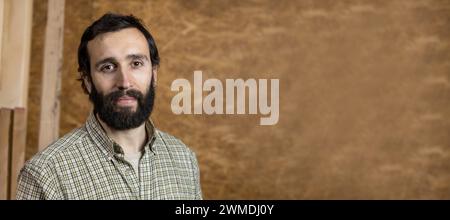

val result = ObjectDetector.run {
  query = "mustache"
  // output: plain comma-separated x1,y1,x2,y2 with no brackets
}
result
89,81,155,130
106,89,144,102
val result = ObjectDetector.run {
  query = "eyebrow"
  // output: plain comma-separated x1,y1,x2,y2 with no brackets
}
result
126,54,149,62
94,54,150,69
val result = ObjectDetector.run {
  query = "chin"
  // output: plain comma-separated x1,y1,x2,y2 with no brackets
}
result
114,106,138,113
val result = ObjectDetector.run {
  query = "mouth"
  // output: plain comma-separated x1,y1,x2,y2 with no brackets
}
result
115,95,137,106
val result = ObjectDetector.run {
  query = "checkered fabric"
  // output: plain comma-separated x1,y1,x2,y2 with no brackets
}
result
16,112,202,200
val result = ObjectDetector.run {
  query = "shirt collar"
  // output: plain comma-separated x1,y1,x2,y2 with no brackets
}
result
85,111,157,159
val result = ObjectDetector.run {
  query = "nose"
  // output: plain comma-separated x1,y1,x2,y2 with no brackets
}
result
116,67,131,89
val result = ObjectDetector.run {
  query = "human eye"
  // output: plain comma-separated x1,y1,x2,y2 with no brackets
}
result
131,60,144,68
100,63,116,73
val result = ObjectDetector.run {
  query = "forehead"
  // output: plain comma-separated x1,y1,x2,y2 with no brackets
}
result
87,27,149,61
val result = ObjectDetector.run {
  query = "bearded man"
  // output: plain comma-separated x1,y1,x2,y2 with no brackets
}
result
16,13,202,200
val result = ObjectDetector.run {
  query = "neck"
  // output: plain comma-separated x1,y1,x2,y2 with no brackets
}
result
96,113,147,155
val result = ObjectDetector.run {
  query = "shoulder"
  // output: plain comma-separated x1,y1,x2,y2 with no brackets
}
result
154,129,198,163
155,129,193,152
23,126,89,172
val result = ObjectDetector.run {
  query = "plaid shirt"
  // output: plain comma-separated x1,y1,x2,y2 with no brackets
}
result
16,112,202,200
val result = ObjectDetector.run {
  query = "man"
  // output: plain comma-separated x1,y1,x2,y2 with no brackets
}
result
16,13,202,200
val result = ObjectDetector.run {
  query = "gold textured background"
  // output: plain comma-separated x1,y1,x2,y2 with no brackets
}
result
27,0,450,199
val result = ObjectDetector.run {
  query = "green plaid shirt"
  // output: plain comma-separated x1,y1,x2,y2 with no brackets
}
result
16,112,202,200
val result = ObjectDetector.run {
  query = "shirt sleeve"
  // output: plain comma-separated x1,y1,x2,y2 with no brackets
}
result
190,151,203,200
16,163,63,200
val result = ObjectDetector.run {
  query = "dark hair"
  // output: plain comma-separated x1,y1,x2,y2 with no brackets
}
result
77,13,160,94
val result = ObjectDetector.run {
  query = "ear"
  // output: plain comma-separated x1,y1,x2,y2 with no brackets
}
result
83,76,93,94
152,66,158,87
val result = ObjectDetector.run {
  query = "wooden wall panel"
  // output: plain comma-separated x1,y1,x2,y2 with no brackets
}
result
0,0,32,200
25,0,47,162
9,108,26,199
0,0,4,87
0,108,11,200
38,0,65,150
0,0,33,108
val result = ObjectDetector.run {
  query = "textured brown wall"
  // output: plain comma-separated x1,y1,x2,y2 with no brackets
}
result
27,0,450,199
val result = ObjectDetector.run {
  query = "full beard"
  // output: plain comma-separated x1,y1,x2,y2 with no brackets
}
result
89,78,155,130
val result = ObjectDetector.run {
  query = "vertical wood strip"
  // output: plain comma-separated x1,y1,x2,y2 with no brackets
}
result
9,108,27,200
0,108,11,200
0,0,4,88
38,0,65,150
0,0,33,108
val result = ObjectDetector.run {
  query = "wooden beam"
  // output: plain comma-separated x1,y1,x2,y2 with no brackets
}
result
38,0,65,150
0,0,33,108
0,108,11,200
0,0,4,88
9,108,27,199
0,0,33,200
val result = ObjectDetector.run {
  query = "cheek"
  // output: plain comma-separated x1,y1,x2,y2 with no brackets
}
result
91,73,115,93
132,71,153,89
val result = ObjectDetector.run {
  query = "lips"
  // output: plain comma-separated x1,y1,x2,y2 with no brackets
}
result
115,95,137,105
117,95,136,101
